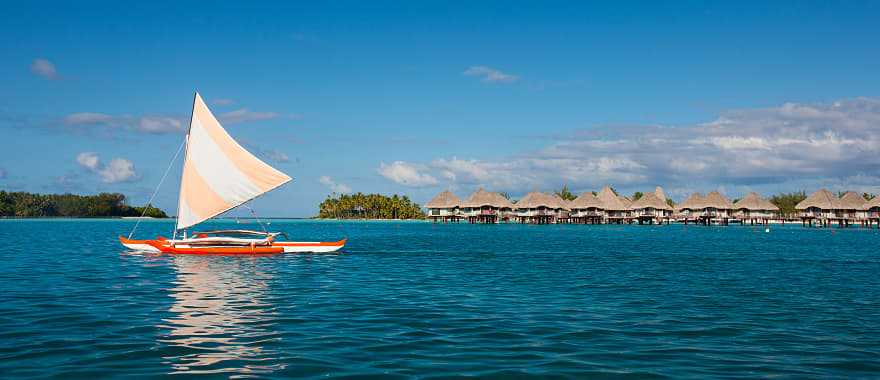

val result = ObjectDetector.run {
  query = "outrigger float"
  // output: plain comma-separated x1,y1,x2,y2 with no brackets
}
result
120,93,345,254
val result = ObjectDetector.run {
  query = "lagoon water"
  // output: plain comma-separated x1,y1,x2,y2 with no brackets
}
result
1,219,879,378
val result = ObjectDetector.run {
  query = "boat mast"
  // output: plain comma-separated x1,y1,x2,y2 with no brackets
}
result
172,91,197,241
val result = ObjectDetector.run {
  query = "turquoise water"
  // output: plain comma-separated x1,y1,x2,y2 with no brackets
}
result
1,219,879,378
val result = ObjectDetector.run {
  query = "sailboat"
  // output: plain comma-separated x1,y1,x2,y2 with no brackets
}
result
120,93,346,254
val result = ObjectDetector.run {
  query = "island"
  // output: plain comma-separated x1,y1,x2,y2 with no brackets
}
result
318,193,425,219
0,191,168,218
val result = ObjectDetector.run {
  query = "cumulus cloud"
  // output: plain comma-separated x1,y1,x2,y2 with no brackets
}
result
219,108,279,124
463,66,519,83
76,152,138,183
319,176,352,194
76,152,100,170
31,58,58,80
378,161,438,187
99,158,137,183
377,97,880,199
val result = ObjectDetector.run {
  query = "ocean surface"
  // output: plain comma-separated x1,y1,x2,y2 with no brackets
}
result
1,219,879,379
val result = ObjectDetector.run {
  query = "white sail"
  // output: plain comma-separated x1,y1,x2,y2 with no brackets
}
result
175,93,291,230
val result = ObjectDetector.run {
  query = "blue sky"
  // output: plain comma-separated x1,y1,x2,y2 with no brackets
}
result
2,1,880,216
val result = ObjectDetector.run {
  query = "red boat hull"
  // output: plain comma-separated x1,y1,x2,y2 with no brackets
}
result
119,236,346,254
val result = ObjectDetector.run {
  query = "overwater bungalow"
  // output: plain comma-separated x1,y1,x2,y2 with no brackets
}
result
570,192,604,224
839,191,868,224
732,192,779,225
676,192,705,224
461,188,514,224
424,190,462,223
796,188,844,227
515,191,564,224
597,186,631,224
553,194,573,223
698,191,736,225
629,186,672,224
865,196,880,228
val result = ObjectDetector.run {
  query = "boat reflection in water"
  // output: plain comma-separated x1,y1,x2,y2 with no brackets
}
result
160,255,283,376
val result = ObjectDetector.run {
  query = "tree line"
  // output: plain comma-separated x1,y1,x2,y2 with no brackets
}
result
318,193,425,219
0,191,168,218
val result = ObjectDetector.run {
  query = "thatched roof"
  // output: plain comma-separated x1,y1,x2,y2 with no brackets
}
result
597,186,629,210
425,190,460,209
630,192,672,210
570,192,603,209
839,191,867,210
677,193,705,210
462,188,514,208
553,194,573,210
703,191,734,210
517,191,564,209
733,192,779,211
865,195,880,210
795,189,840,210
654,186,667,202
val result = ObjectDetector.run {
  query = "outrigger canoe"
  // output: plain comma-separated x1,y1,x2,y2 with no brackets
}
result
121,92,346,254
119,235,346,254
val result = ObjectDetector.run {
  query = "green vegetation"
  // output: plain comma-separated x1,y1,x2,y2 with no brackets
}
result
769,191,807,217
666,198,676,208
631,191,644,201
318,193,425,219
554,184,576,201
0,191,167,218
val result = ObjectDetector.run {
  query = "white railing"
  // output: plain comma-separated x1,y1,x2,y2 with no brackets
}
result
734,211,776,218
516,209,556,217
429,208,459,217
572,210,604,217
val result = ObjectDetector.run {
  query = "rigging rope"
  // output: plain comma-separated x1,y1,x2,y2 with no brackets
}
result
243,204,269,233
128,138,187,239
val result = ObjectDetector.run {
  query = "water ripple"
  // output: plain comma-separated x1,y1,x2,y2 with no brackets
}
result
1,220,879,378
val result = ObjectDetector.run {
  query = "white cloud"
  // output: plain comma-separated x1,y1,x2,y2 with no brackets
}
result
319,176,352,194
463,66,519,83
220,108,279,124
76,152,138,183
378,161,438,187
138,116,184,134
31,58,58,80
61,112,186,135
378,97,880,199
99,158,137,183
76,152,100,170
54,105,278,137
65,112,114,125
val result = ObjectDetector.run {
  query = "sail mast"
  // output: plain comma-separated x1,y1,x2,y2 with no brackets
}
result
172,92,197,239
